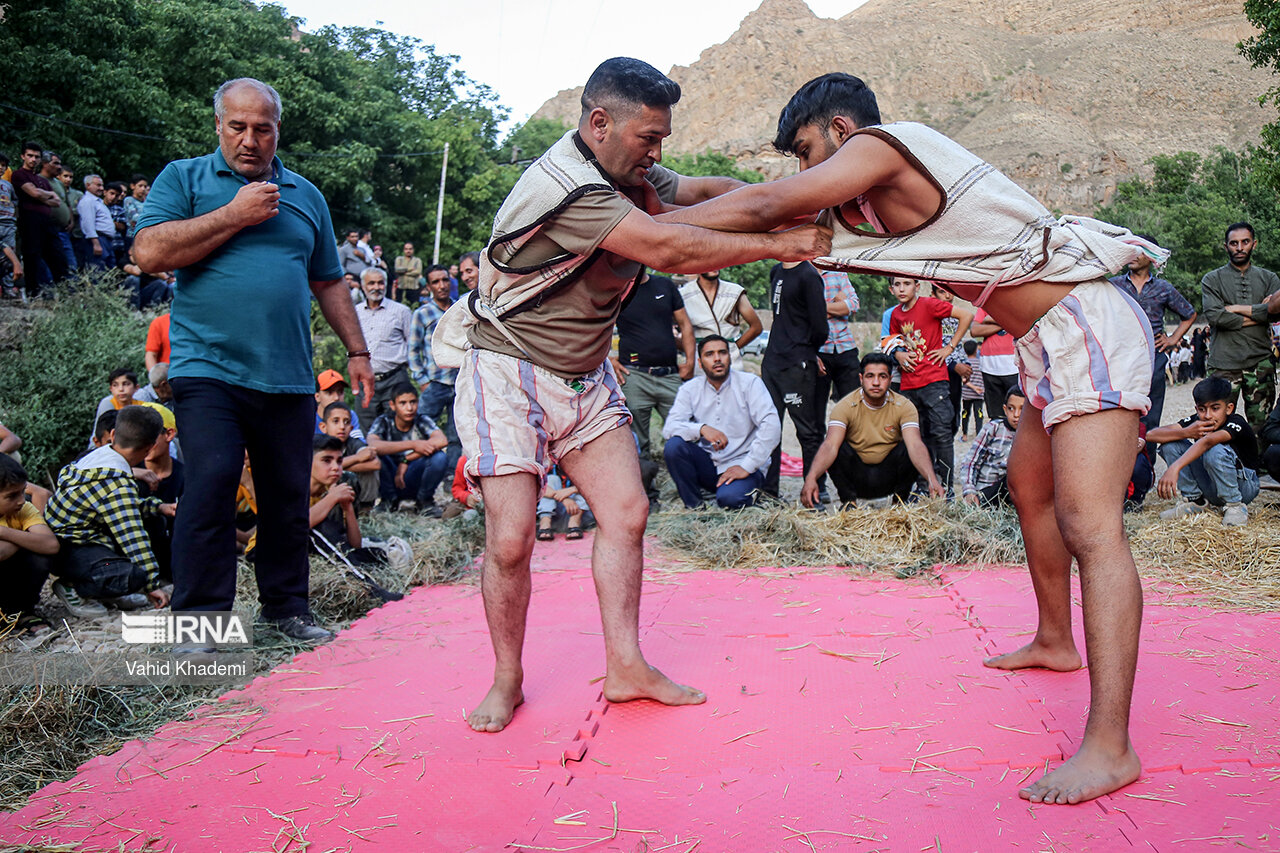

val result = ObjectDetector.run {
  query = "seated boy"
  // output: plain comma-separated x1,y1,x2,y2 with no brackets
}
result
316,369,366,441
537,465,590,541
319,401,379,509
1261,398,1280,483
1,419,52,511
135,402,183,581
309,434,362,553
368,383,449,517
959,387,1024,506
89,367,138,448
1150,376,1260,527
0,455,59,633
46,405,174,617
442,455,482,519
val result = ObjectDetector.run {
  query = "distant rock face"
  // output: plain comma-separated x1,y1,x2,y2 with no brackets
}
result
533,0,1271,212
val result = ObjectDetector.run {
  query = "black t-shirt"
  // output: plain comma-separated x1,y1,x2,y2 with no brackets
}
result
763,262,828,369
1176,413,1259,471
616,275,684,368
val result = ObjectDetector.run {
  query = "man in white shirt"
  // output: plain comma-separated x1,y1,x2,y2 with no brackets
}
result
662,335,781,508
75,175,117,270
353,266,413,432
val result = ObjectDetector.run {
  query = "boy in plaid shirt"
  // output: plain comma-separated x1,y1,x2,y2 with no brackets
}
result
46,406,174,615
960,387,1025,506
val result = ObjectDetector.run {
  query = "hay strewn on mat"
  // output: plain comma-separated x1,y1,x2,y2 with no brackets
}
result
0,514,485,812
648,500,1025,577
648,500,1280,613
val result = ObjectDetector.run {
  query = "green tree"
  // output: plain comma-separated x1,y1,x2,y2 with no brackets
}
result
0,0,509,261
1241,0,1280,191
1094,147,1280,308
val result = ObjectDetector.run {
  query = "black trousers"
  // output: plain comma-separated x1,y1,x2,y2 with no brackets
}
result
170,377,314,619
902,380,955,491
829,441,917,502
0,549,51,617
355,364,410,434
54,542,149,598
817,348,861,404
762,359,825,497
17,215,67,296
982,372,1019,423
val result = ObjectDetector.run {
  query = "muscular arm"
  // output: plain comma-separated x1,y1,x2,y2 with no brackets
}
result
658,135,909,233
598,208,829,273
133,182,281,273
671,175,748,207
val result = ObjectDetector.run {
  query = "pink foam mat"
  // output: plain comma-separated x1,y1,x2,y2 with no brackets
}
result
3,542,1278,851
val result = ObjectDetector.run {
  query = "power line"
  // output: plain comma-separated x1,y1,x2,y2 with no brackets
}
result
0,102,447,160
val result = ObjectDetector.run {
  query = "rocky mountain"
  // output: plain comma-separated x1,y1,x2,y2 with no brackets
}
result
533,0,1272,212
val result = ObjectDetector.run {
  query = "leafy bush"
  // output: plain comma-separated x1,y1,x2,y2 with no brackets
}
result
0,277,149,484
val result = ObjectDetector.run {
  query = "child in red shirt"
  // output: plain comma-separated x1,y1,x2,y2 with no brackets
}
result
888,276,972,492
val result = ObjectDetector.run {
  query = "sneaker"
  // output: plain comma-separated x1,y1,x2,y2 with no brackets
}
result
1221,502,1249,527
52,582,109,618
1159,500,1207,521
418,501,443,519
862,496,894,510
107,593,151,610
257,612,334,643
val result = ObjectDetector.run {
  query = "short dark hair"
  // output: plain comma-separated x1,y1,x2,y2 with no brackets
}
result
697,334,730,356
129,173,148,186
0,154,9,168
860,352,895,372
1192,376,1234,407
109,367,138,386
963,339,978,356
114,405,163,450
774,73,881,155
390,383,417,401
581,57,681,118
22,141,41,155
323,401,352,420
459,251,480,267
0,454,28,489
94,410,118,441
425,264,450,278
1225,222,1255,242
41,151,59,164
1004,386,1026,405
106,181,127,195
313,433,345,455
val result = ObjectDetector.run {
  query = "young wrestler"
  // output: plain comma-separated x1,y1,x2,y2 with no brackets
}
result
660,73,1167,804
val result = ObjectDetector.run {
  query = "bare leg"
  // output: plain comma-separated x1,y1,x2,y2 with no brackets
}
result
467,472,539,733
1021,409,1143,804
984,406,1083,673
560,426,705,707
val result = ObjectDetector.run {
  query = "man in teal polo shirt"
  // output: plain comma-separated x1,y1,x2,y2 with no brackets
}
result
134,77,374,642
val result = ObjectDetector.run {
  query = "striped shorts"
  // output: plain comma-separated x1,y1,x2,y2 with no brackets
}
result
1015,280,1153,429
454,348,632,485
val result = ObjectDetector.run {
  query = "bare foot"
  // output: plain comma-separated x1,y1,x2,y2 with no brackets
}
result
467,679,524,733
602,661,706,706
1020,742,1141,804
983,641,1082,672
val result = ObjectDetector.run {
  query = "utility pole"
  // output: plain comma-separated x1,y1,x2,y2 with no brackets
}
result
432,141,449,265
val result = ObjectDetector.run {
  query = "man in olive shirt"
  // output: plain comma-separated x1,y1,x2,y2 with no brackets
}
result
800,353,944,507
1201,222,1280,443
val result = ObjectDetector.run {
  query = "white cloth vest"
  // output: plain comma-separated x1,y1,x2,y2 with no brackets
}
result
815,122,1168,306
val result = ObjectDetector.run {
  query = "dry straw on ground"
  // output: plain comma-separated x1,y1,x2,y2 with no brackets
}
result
0,514,486,812
647,499,1280,613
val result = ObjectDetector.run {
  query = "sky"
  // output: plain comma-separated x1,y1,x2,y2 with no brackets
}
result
278,0,868,130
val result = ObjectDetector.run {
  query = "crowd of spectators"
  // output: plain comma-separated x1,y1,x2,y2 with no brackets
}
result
2,136,1278,638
